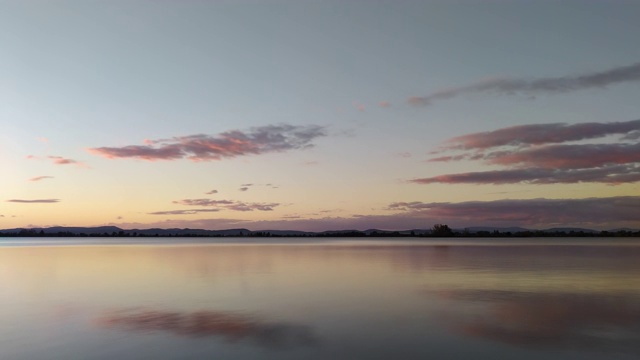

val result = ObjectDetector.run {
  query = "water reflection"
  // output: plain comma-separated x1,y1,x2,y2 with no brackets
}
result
438,288,640,353
96,308,319,349
1,239,639,360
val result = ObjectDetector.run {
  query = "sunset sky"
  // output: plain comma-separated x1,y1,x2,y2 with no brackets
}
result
2,0,640,231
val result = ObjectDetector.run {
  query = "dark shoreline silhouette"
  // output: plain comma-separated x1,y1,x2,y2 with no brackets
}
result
1,225,639,238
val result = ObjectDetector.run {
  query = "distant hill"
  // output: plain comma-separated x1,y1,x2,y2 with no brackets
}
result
1,225,638,237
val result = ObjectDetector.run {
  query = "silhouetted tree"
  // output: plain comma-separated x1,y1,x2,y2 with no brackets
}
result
431,224,454,237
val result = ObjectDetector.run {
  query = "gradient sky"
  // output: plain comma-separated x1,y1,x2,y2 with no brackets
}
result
2,0,640,231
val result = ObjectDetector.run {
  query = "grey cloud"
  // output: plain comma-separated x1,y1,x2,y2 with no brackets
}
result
7,199,60,203
410,61,640,106
410,165,640,185
174,199,279,212
388,196,640,227
149,209,221,215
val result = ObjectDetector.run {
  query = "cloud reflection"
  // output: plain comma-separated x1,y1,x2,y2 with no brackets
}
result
96,308,319,349
441,290,640,353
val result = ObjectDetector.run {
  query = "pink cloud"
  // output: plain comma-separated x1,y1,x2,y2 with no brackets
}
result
28,155,87,167
419,120,640,185
379,101,391,108
485,143,640,169
48,156,78,165
29,176,54,182
438,119,640,152
88,124,326,162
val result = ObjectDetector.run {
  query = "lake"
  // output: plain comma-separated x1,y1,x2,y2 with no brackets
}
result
1,238,639,359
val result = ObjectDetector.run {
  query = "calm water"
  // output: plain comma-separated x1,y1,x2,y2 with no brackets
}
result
1,238,639,360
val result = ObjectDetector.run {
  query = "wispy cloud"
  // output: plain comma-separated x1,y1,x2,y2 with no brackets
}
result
48,156,79,165
205,189,219,195
387,196,640,227
7,199,60,203
174,199,235,206
28,155,87,167
418,120,640,185
29,176,54,182
115,195,640,231
379,101,391,108
148,209,221,215
173,199,279,212
88,124,326,162
239,187,249,192
411,165,640,185
435,119,640,151
409,61,640,106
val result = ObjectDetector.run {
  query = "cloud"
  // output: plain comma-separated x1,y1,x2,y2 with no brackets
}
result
112,196,640,231
421,120,640,185
47,156,79,165
409,61,640,106
387,196,640,227
205,189,219,195
149,209,222,215
172,199,280,212
7,199,60,203
353,102,366,112
226,202,279,212
411,165,640,185
239,187,249,192
485,143,640,169
29,176,54,182
174,199,235,206
436,119,640,151
379,101,391,108
87,124,326,162
96,308,318,349
28,155,86,167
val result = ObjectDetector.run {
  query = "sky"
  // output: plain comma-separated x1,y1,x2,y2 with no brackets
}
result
2,0,640,231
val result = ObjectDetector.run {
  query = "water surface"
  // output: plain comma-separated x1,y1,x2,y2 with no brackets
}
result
1,238,639,359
